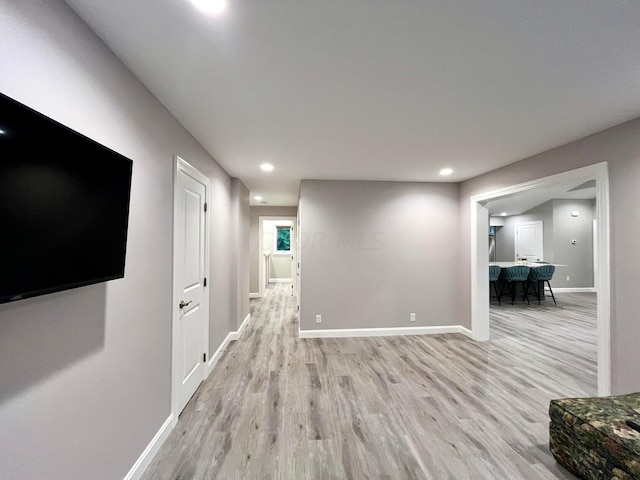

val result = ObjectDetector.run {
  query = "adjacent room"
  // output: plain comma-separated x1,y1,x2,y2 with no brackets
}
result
2,1,640,480
485,179,599,400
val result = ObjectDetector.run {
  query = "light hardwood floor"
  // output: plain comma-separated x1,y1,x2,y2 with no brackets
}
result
141,285,596,480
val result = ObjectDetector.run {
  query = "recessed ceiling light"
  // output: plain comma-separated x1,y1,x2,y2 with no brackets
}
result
0,129,6,135
260,163,274,172
254,196,262,201
190,0,226,16
439,168,453,176
500,212,507,216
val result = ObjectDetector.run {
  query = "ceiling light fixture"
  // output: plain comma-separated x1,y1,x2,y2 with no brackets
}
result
190,0,226,16
260,163,274,172
439,168,453,176
500,212,507,216
254,196,262,201
0,129,6,135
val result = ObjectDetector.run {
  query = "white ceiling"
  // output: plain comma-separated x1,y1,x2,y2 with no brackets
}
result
65,0,640,206
485,180,595,216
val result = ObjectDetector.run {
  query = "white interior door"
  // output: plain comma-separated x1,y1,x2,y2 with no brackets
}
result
173,157,209,415
515,221,544,261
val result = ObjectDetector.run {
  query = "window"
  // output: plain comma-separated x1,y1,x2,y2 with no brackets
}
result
274,226,291,254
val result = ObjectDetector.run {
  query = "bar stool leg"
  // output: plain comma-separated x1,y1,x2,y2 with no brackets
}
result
502,281,511,305
492,281,501,305
521,281,530,305
546,280,557,305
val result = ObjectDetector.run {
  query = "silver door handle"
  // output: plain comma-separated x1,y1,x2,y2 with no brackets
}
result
179,300,192,309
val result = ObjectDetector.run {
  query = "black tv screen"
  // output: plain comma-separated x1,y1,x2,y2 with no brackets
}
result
0,92,133,304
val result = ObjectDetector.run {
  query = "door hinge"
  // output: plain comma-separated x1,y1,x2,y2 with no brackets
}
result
204,277,207,287
203,353,207,362
204,202,208,212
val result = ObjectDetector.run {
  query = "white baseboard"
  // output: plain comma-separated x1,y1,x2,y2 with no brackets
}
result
207,313,251,373
207,332,234,373
552,287,596,293
123,414,174,480
299,325,472,339
458,327,474,338
249,292,261,299
229,313,251,341
269,278,292,283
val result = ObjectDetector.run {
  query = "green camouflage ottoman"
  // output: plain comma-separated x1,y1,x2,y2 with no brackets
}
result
549,393,640,479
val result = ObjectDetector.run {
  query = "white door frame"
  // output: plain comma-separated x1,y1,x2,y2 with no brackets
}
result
171,156,211,420
470,162,611,396
514,220,544,262
290,223,297,298
593,219,598,292
258,216,296,297
296,211,301,309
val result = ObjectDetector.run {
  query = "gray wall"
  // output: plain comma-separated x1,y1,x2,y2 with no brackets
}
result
460,117,640,395
231,179,251,327
299,180,459,330
270,256,292,279
249,206,298,293
552,199,595,288
0,1,249,479
495,199,595,288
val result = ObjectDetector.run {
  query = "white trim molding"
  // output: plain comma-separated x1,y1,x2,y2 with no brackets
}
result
206,332,233,373
469,162,611,396
269,278,292,283
230,313,251,341
552,287,596,293
249,292,261,299
123,414,174,480
300,325,472,339
206,313,251,373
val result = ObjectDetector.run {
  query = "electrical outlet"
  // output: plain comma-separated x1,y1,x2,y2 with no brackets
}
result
566,276,570,282
410,313,416,322
315,314,322,324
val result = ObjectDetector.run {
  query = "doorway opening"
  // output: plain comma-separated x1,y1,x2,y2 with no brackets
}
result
470,162,610,396
258,216,297,298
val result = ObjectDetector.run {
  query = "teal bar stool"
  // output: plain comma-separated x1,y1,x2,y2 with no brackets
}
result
499,265,531,305
489,265,502,305
528,265,556,305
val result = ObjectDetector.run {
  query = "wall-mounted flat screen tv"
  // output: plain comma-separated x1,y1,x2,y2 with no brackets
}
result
0,92,133,305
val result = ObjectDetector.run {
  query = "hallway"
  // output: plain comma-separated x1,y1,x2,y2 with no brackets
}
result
141,284,595,479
